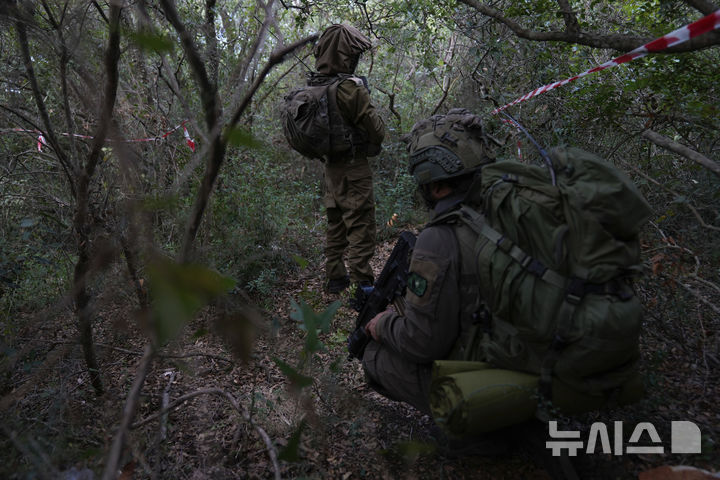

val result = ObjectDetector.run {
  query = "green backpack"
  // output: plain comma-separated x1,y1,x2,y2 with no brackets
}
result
281,73,371,160
434,146,652,397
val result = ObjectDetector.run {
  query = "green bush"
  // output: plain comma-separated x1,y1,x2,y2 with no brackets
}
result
0,218,74,330
374,170,422,240
207,148,321,297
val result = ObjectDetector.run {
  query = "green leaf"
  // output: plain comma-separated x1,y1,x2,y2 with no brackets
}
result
278,420,307,462
141,194,180,212
316,300,341,334
382,440,436,462
128,31,175,53
192,327,209,339
148,259,235,344
226,127,263,148
273,357,313,389
290,299,340,354
292,254,309,270
290,299,320,353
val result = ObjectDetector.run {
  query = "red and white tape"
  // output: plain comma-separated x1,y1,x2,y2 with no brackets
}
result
492,9,720,114
37,134,47,152
183,125,195,152
4,121,195,153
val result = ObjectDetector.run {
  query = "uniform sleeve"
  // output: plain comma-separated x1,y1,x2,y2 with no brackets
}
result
373,225,460,363
336,80,385,147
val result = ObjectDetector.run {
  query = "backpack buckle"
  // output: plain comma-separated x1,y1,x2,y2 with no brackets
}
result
495,235,512,253
473,306,492,333
608,278,634,301
526,258,547,277
565,277,586,305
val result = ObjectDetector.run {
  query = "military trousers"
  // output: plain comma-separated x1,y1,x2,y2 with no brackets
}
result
362,340,433,414
323,158,376,284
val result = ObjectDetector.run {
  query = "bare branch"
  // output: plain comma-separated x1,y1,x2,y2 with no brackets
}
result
620,159,720,232
157,0,226,262
71,2,124,397
253,57,306,108
227,34,319,128
205,0,219,88
431,76,459,116
556,0,580,36
684,0,720,15
457,0,720,52
84,4,121,179
159,0,220,130
641,129,720,177
160,371,176,441
222,0,276,113
677,280,720,315
0,425,59,480
374,85,402,124
14,8,77,196
134,1,207,144
101,344,156,480
178,32,318,261
91,1,109,25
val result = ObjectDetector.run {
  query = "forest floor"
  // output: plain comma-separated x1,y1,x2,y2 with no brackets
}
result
1,230,719,479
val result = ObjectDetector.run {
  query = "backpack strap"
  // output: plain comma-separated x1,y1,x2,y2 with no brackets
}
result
455,206,566,290
325,74,370,160
448,205,577,402
428,209,486,361
325,76,352,159
431,205,631,390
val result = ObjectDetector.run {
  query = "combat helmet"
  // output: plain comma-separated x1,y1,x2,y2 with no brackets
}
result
406,108,497,185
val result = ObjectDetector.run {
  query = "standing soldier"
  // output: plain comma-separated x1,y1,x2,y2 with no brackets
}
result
311,24,385,294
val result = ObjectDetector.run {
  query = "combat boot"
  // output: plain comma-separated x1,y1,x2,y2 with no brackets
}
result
350,280,373,311
325,275,350,294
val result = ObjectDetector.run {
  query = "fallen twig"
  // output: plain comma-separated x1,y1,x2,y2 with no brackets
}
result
102,343,155,480
18,339,235,366
160,371,176,441
678,281,720,316
131,387,281,480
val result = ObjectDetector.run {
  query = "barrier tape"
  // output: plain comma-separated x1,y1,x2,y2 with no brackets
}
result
492,9,720,114
3,121,195,153
499,118,525,159
183,125,195,152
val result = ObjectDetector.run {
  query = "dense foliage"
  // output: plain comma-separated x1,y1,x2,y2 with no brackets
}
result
0,1,718,478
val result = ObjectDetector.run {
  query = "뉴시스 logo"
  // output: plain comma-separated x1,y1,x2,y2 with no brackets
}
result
546,420,702,456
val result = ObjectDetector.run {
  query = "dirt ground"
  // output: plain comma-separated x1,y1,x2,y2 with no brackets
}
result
1,234,718,479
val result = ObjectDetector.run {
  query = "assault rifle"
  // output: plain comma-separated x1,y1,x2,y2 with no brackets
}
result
347,231,416,360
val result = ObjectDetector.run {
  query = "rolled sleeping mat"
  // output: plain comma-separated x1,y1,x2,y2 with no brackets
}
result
430,361,644,436
431,368,539,435
431,360,492,378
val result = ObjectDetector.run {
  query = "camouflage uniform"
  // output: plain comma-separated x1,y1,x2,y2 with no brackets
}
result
313,25,385,287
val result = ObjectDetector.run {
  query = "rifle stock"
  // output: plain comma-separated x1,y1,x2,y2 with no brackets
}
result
347,231,416,360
